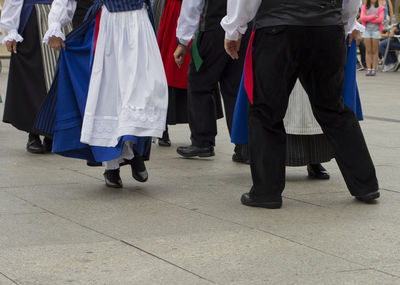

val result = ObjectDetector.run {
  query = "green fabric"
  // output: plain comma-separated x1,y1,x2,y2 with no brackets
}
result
191,32,203,72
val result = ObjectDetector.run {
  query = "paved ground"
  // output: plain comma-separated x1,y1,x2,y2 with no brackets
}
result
0,58,399,285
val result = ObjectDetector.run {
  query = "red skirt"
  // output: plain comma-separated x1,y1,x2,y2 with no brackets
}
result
157,0,191,89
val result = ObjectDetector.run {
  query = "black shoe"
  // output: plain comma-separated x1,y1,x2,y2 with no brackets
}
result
355,191,380,203
87,160,103,167
26,134,44,154
158,130,171,147
104,169,123,188
130,155,148,183
176,145,215,158
307,164,330,180
232,144,250,164
241,193,282,209
43,137,53,153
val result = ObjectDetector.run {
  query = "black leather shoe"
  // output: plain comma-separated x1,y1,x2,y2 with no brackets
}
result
104,169,123,188
87,160,103,167
158,130,171,147
241,193,282,209
177,145,215,158
43,137,53,153
356,191,380,203
26,134,44,154
307,164,330,180
130,155,148,183
232,144,250,164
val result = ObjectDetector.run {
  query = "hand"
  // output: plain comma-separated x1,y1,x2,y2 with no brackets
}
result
224,36,242,60
348,29,362,47
6,40,17,54
174,44,187,68
389,27,397,38
48,36,65,51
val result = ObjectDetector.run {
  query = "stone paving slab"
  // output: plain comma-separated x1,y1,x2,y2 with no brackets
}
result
0,241,212,285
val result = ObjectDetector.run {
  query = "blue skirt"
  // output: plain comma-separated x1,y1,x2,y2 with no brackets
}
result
231,39,363,144
35,13,152,162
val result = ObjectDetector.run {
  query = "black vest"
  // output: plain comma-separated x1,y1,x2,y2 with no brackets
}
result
255,0,343,29
199,0,227,31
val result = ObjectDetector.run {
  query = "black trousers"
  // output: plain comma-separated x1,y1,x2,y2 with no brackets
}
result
187,28,247,147
249,25,378,199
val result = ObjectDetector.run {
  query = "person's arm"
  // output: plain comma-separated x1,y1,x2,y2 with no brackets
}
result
388,0,394,23
0,0,24,49
220,0,261,41
43,0,77,47
368,6,384,24
360,6,377,22
343,0,365,34
176,0,204,46
221,0,261,59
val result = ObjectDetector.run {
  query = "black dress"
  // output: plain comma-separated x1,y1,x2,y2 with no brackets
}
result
3,9,47,134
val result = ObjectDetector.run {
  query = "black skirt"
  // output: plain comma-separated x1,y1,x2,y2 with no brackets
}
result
166,86,224,125
286,134,334,166
3,9,47,134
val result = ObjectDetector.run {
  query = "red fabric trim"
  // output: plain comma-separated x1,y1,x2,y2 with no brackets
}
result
93,10,102,57
244,31,256,104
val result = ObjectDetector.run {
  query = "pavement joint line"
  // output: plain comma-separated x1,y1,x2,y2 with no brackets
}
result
4,192,216,284
0,182,81,189
364,115,400,124
120,240,216,284
374,269,400,279
134,191,370,270
381,188,400,194
0,271,19,284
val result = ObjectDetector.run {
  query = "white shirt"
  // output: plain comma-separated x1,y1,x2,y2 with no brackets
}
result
44,0,77,43
220,0,364,41
0,0,24,43
176,0,204,46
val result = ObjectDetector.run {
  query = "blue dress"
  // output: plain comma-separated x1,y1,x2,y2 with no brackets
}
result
35,2,154,162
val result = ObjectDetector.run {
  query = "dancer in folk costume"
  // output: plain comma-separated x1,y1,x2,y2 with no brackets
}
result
154,0,223,147
222,0,379,209
1,0,71,153
154,0,191,146
36,0,168,188
174,0,249,163
231,3,366,179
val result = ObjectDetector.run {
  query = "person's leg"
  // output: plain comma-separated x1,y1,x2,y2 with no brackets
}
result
299,26,379,199
371,38,380,71
243,26,299,208
364,38,373,70
359,39,367,67
186,31,228,148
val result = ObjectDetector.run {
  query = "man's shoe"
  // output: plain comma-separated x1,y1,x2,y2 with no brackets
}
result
130,155,148,183
177,145,215,158
232,144,250,164
232,153,250,164
26,135,44,154
356,63,364,71
307,164,330,180
158,130,171,147
355,191,380,203
43,137,53,153
104,169,123,188
241,193,282,209
87,160,103,167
